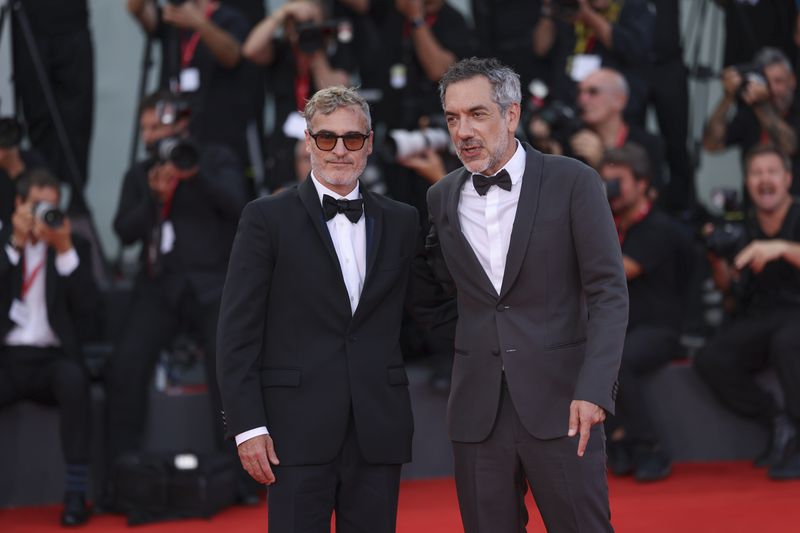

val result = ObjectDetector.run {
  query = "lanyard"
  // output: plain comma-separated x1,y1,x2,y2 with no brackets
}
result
614,123,629,148
21,253,46,299
180,2,217,68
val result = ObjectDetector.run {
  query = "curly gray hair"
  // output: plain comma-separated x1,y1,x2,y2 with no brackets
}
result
303,86,372,131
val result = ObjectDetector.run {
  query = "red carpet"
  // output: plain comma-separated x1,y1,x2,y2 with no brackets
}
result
2,462,799,532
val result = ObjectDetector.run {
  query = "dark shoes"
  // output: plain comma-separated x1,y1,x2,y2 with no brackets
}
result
768,437,800,480
754,413,797,468
607,440,672,482
61,491,89,527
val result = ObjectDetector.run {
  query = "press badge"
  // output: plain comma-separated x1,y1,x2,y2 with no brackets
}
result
569,54,601,82
9,299,30,327
390,64,407,89
180,67,201,92
160,220,176,254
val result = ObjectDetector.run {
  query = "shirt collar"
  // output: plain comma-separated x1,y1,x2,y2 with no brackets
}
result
310,172,361,205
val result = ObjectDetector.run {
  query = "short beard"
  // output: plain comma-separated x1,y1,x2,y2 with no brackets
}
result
461,133,509,175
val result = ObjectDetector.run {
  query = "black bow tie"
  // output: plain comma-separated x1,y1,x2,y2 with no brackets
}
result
323,194,364,223
472,169,512,196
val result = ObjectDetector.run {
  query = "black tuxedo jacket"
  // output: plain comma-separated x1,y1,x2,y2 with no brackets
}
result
113,144,247,305
415,144,628,442
217,177,418,465
0,236,99,360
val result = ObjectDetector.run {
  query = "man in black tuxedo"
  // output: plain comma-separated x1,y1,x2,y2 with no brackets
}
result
105,91,247,478
415,58,628,532
217,86,417,533
0,169,98,525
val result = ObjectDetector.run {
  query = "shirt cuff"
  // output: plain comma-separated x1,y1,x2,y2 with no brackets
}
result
55,248,80,276
5,244,20,266
235,426,269,446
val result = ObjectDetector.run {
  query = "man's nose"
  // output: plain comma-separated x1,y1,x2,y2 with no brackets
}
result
332,137,348,155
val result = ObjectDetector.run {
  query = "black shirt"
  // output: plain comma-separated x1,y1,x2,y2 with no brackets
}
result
23,0,89,35
743,201,800,309
362,1,477,129
651,0,682,64
623,208,693,331
722,0,797,67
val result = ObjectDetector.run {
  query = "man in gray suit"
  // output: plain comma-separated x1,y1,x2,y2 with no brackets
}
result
414,57,628,532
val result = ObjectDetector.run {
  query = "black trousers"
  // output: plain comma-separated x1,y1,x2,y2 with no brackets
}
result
267,417,402,533
607,325,680,445
12,25,94,209
104,281,224,463
452,384,612,533
694,306,800,424
0,346,91,464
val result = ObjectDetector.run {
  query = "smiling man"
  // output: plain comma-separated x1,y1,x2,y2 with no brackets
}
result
414,57,628,532
217,86,418,532
695,144,800,481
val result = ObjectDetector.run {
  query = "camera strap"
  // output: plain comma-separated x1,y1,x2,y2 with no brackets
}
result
20,251,46,299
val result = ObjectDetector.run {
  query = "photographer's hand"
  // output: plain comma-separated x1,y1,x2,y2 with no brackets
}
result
148,163,179,204
735,240,790,273
10,201,34,249
721,67,742,100
35,217,73,255
569,129,604,169
395,0,424,20
398,148,447,184
162,1,206,30
741,80,770,107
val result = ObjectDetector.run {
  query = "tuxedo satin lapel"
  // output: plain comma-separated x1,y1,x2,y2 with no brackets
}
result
298,177,341,270
362,185,383,286
448,168,500,297
499,145,543,299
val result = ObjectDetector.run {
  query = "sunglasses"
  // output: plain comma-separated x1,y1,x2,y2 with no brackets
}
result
308,130,371,151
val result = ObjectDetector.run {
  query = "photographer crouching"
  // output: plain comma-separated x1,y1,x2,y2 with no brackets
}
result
0,170,99,525
695,145,800,480
102,90,250,505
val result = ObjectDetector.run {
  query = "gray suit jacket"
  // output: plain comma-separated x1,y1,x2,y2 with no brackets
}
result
416,143,628,443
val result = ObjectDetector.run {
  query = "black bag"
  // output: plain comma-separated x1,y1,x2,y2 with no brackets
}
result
111,451,237,525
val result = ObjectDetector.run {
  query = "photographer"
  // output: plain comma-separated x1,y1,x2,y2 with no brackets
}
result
532,0,654,124
0,118,47,231
695,145,800,480
0,169,99,525
127,0,254,167
703,47,800,195
104,91,249,500
243,0,356,190
531,69,664,191
599,144,693,482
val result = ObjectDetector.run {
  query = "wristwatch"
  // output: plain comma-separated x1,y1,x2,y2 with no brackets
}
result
410,16,425,30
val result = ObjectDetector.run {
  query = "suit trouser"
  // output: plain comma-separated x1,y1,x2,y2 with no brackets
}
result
453,383,612,533
267,417,402,533
0,346,91,464
104,282,224,463
694,306,800,424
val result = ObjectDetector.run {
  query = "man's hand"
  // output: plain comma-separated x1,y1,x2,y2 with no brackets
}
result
395,0,424,20
278,0,322,24
398,148,446,184
10,200,34,249
569,129,604,169
721,67,743,99
35,217,73,255
568,400,606,457
238,434,280,485
148,163,179,203
740,79,770,107
162,1,206,30
734,239,787,273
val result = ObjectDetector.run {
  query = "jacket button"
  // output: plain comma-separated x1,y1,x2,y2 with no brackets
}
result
491,349,500,356
496,304,509,312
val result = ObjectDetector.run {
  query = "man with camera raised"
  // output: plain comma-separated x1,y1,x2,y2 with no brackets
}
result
103,90,249,502
599,143,693,482
695,144,800,480
703,47,800,195
1,169,99,525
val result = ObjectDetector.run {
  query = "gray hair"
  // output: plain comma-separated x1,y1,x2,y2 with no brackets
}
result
303,86,372,131
754,47,793,74
439,57,521,114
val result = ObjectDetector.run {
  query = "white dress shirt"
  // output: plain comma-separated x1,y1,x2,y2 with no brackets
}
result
4,241,80,347
235,174,367,446
458,140,526,294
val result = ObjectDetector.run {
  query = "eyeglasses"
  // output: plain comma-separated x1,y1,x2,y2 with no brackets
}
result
578,86,603,97
308,130,371,151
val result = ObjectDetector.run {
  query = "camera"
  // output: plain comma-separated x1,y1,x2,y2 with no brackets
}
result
705,187,748,261
296,19,353,54
151,136,199,170
0,117,23,148
32,201,66,228
533,100,583,143
733,62,767,97
385,128,450,160
156,97,191,126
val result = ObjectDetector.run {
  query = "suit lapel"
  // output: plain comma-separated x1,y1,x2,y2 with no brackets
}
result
499,145,543,299
298,177,341,270
362,185,383,285
45,248,57,311
447,168,501,297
